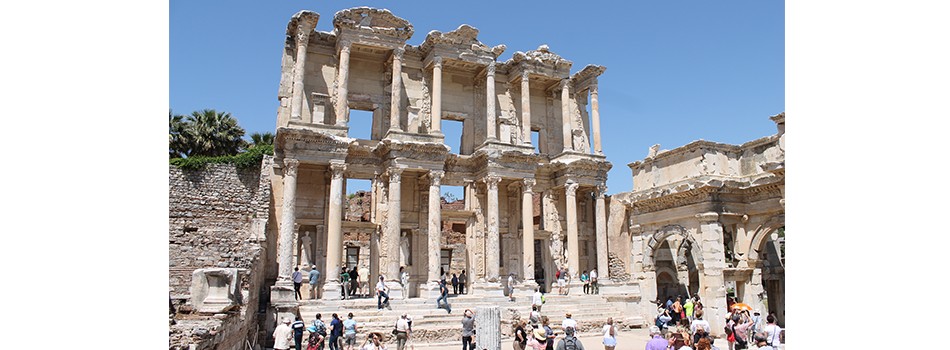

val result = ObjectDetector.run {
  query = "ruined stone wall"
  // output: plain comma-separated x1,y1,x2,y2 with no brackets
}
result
169,157,273,350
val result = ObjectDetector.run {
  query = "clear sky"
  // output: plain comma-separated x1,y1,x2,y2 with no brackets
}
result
170,0,784,198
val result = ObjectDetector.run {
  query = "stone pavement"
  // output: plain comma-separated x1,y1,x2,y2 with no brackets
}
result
394,327,784,350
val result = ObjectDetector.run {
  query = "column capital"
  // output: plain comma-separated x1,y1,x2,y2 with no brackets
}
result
392,47,405,61
565,181,578,197
590,83,598,94
482,174,501,190
338,39,352,53
521,70,530,81
429,170,445,186
522,178,536,193
433,56,443,68
595,184,607,198
696,212,720,223
560,78,571,89
330,162,347,179
629,224,643,234
282,158,300,177
388,167,404,183
486,61,496,76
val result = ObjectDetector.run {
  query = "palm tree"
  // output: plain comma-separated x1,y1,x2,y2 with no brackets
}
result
181,109,246,157
248,132,275,148
169,109,188,158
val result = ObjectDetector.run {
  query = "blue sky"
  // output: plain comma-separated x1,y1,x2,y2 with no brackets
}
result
170,0,783,198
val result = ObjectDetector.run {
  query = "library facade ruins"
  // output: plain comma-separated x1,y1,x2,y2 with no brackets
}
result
168,7,784,349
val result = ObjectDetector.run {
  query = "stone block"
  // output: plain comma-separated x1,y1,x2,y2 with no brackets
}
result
190,268,242,314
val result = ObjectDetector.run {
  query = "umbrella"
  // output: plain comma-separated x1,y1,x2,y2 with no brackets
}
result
732,303,752,311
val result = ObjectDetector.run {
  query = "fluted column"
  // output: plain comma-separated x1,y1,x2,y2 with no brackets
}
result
522,179,536,284
564,181,579,279
389,47,405,132
335,40,352,126
278,158,300,283
521,71,532,145
590,84,602,154
484,175,502,282
594,184,609,282
290,17,316,121
560,79,573,152
486,63,497,140
385,167,405,282
431,57,443,134
427,171,444,285
323,162,346,299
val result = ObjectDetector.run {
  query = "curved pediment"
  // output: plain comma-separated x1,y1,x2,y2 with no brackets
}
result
507,45,573,70
332,7,413,41
422,24,506,58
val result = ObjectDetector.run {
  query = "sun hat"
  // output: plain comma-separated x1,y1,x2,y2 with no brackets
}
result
533,328,546,341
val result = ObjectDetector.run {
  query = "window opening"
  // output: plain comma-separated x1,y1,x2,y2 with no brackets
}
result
345,179,372,222
348,109,374,141
346,247,360,270
441,249,452,273
442,119,464,155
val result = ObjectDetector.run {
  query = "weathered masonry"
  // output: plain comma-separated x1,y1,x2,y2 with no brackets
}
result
268,7,613,321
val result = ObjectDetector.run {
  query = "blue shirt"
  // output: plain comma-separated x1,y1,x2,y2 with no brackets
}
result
292,271,303,283
343,319,357,334
309,270,320,284
330,318,343,336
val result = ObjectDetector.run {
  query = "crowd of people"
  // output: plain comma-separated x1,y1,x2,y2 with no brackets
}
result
651,295,784,349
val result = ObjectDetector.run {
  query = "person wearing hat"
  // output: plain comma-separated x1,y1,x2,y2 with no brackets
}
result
394,313,410,350
602,317,617,350
306,323,325,350
555,326,585,350
274,317,294,350
309,266,321,299
561,312,577,333
508,273,517,302
527,328,546,350
461,310,476,350
644,325,667,350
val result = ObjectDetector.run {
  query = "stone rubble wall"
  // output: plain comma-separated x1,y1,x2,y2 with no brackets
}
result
168,157,274,350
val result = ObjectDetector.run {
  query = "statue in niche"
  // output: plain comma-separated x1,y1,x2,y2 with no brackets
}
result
400,230,411,268
300,230,313,267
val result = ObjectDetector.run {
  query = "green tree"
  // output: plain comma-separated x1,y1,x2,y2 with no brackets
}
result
175,109,246,158
248,131,275,148
169,109,188,158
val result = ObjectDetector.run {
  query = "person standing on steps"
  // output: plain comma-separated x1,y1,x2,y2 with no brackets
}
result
561,312,577,333
452,273,459,295
461,309,476,350
359,266,370,297
328,313,343,350
458,270,467,294
581,271,590,294
341,268,351,300
273,318,293,350
589,268,598,294
293,267,304,300
309,265,321,299
394,313,410,350
306,323,325,350
349,267,359,298
532,287,544,313
376,276,390,309
508,273,517,302
343,312,358,350
312,314,327,350
292,317,306,350
437,278,452,313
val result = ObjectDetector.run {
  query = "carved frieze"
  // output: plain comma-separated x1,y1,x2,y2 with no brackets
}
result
332,7,413,41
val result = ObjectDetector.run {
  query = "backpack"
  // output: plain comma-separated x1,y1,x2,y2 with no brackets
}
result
541,294,546,303
556,270,561,279
564,337,578,350
724,323,733,335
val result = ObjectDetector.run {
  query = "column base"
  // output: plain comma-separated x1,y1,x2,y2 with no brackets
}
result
471,281,505,298
322,281,343,300
423,281,442,299
270,282,298,306
385,281,405,300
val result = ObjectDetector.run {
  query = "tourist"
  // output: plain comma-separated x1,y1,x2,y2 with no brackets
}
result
751,333,773,350
529,306,541,327
555,326,584,350
400,266,409,288
602,317,617,350
655,306,672,329
668,321,692,350
405,313,414,350
683,297,694,323
508,273,517,302
644,325,667,350
562,312,577,332
328,313,343,350
394,313,410,350
690,310,711,346
292,317,306,350
528,328,546,350
580,271,590,294
343,312,358,350
377,276,390,309
589,268,598,294
274,318,293,350
459,270,467,294
360,332,387,350
532,287,544,313
341,268,351,300
541,316,554,350
762,314,782,348
293,267,304,300
461,309,476,350
514,319,527,350
349,267,359,298
693,337,719,350
306,323,325,350
452,273,459,295
359,266,370,297
312,313,327,350
309,266,321,299
437,279,452,313
731,312,752,350
556,267,566,295
671,297,683,325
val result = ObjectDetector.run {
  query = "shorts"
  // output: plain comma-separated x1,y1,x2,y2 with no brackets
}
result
344,333,356,345
557,279,565,287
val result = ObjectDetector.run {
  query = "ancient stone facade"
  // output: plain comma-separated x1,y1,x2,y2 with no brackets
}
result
609,113,786,334
269,7,612,314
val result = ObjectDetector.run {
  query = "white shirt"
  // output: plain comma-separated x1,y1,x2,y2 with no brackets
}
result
377,281,388,293
533,291,543,305
395,318,410,332
562,318,578,331
690,319,711,334
764,324,782,346
508,275,515,286
273,323,293,350
590,270,597,281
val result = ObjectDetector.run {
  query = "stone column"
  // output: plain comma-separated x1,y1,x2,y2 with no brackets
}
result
697,212,728,337
389,47,405,133
431,57,443,135
560,79,573,152
335,40,352,126
385,166,405,297
486,62,497,140
278,158,300,284
290,18,316,121
521,71,532,145
522,179,536,285
565,181,579,279
594,184,609,283
484,175,502,283
744,259,767,316
426,170,445,297
590,84,602,154
475,306,502,350
322,162,346,299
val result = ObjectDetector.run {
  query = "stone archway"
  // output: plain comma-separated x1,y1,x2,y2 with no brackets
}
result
747,214,785,327
642,225,704,301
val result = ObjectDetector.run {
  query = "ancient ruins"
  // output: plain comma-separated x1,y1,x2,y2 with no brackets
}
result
168,7,784,350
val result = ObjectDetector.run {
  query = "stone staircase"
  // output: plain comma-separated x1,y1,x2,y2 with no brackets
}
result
296,291,625,345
